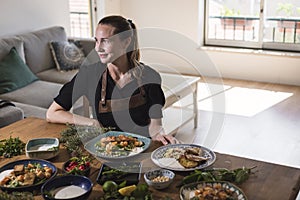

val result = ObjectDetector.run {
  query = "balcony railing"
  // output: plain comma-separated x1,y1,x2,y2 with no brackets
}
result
208,16,300,44
209,16,259,41
267,17,300,43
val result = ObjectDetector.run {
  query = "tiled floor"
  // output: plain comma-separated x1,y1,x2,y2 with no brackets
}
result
173,78,300,199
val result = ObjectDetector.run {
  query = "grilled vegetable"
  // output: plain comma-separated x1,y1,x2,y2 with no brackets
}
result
178,166,257,187
178,155,199,168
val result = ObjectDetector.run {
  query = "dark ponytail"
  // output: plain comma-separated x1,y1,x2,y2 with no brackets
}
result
126,19,140,69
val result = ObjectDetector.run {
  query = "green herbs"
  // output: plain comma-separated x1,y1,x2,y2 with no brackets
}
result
0,136,25,158
60,123,107,157
0,191,34,200
179,166,256,187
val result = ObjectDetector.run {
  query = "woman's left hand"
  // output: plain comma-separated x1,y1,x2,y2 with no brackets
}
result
152,134,181,145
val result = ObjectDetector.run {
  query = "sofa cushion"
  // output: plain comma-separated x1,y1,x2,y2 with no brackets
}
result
13,102,47,119
18,26,67,74
0,80,62,109
50,41,85,71
36,68,78,84
0,36,25,62
0,47,38,94
0,105,24,128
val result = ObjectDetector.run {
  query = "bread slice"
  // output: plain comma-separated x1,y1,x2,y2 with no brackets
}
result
23,172,36,186
14,164,24,175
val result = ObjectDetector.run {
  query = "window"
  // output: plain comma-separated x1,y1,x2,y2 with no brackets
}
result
205,0,300,52
69,0,94,38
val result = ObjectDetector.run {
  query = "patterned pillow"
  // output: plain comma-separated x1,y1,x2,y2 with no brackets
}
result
49,41,85,71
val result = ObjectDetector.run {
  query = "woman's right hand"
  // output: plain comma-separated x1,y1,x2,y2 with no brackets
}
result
151,133,181,145
88,118,102,128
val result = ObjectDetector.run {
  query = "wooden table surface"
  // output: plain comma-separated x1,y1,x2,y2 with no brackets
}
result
0,117,299,200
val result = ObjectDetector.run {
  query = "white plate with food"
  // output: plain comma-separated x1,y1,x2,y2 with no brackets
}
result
180,181,247,200
84,131,151,159
151,144,216,171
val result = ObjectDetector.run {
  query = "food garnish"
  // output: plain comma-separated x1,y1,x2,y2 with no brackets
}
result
102,180,118,192
118,185,137,196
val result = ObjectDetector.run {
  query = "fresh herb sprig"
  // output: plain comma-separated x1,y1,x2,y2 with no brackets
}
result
178,166,257,187
59,123,113,157
0,136,25,158
0,191,34,200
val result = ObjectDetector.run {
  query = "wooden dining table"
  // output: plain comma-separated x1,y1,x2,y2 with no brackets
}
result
0,117,299,200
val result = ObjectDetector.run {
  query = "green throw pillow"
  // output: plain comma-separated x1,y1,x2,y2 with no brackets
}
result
0,47,38,94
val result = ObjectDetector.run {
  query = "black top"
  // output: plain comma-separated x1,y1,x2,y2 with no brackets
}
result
54,62,165,137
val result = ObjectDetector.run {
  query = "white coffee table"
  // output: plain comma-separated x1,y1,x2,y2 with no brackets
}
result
160,73,200,135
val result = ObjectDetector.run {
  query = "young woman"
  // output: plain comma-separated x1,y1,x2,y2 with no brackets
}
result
47,15,178,145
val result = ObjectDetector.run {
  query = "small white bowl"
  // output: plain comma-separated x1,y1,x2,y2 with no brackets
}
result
26,138,59,160
144,169,175,190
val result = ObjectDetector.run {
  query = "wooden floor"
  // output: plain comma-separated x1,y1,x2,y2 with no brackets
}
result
174,77,300,169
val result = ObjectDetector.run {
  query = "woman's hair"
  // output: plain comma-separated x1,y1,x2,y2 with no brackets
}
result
98,15,141,70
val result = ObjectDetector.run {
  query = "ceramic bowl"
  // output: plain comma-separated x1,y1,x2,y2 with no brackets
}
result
25,138,59,160
41,175,93,200
0,159,57,193
144,169,175,190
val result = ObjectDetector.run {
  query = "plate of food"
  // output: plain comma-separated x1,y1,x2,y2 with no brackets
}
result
151,144,216,171
0,159,57,192
180,181,247,200
84,131,151,159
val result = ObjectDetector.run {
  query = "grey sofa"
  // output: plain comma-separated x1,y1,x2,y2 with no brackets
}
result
0,26,95,127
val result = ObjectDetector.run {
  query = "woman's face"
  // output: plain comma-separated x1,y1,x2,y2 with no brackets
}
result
95,24,127,64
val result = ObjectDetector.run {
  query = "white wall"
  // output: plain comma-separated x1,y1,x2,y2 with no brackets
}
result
119,0,300,86
0,0,70,37
95,0,121,24
120,0,199,41
1,0,299,85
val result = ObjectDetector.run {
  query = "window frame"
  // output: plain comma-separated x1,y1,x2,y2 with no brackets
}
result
204,0,300,52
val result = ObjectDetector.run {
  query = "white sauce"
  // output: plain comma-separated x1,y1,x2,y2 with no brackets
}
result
54,185,86,199
157,158,184,169
0,169,13,181
129,147,143,155
29,144,56,151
